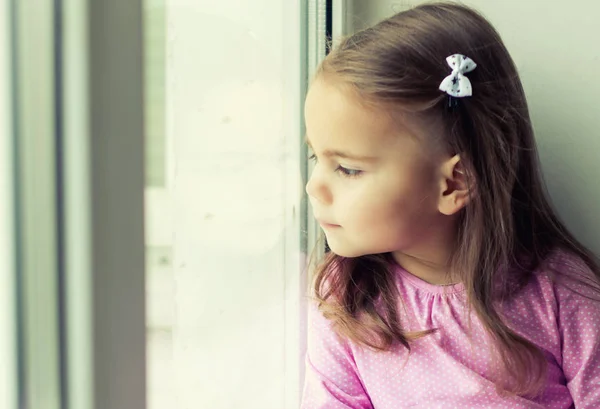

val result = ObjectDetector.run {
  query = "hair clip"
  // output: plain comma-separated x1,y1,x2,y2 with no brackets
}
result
447,95,459,111
439,54,477,98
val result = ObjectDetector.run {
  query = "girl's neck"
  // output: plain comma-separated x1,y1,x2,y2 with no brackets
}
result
392,217,459,286
392,252,455,285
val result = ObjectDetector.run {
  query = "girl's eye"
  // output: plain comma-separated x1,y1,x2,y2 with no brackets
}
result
308,154,362,178
336,165,362,178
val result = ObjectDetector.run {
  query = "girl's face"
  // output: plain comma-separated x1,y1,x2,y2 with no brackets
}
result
304,78,447,258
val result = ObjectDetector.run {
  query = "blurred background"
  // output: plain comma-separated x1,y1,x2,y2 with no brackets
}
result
1,1,598,408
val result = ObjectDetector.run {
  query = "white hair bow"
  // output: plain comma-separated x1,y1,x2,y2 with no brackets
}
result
439,54,477,98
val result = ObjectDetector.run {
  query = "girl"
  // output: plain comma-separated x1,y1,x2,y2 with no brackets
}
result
301,3,600,408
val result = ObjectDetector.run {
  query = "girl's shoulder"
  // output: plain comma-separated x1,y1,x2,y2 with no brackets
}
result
502,249,600,365
542,247,595,274
535,248,600,296
502,248,599,319
507,248,600,320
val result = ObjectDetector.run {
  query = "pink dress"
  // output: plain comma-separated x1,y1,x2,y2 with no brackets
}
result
301,254,600,408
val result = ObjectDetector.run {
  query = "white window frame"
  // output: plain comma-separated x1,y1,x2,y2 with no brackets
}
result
62,0,147,408
0,0,18,406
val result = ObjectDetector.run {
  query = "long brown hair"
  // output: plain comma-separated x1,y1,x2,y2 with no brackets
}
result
310,2,600,397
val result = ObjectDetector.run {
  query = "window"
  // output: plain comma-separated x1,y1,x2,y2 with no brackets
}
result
2,0,329,407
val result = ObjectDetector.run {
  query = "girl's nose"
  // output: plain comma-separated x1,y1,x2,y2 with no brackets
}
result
305,167,332,205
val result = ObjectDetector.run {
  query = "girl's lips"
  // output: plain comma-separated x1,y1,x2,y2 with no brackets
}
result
318,220,341,228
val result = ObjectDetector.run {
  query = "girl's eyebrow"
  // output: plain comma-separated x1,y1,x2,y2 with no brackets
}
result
305,135,378,162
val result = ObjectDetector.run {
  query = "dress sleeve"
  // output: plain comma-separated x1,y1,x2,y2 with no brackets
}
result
300,300,374,409
555,261,600,407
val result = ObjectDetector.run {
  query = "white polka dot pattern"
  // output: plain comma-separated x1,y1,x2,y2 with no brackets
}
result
300,252,600,408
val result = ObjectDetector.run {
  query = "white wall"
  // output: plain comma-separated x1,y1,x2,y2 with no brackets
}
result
352,0,600,255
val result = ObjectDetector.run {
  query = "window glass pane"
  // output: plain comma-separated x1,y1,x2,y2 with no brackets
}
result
143,1,306,408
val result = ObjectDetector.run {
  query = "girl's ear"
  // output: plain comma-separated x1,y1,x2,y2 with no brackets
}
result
437,154,475,216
